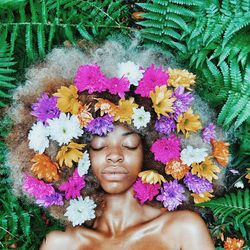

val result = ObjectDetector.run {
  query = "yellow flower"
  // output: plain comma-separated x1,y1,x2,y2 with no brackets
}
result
168,68,196,90
191,191,214,204
191,156,220,182
224,237,244,250
53,85,81,115
77,103,93,128
165,160,190,180
94,98,117,116
56,141,85,168
138,170,166,184
114,98,138,124
177,108,202,138
150,85,176,118
246,168,250,183
211,139,230,167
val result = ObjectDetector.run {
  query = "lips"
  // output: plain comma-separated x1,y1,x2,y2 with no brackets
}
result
101,166,128,181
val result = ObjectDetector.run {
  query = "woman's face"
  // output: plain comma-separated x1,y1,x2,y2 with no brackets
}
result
89,125,143,194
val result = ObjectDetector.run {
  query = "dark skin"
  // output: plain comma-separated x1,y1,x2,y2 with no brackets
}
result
40,125,215,250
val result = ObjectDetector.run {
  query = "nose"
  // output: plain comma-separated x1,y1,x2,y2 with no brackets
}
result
106,147,124,163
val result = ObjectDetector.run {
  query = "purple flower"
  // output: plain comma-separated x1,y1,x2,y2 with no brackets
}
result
202,123,216,143
31,93,60,124
36,192,64,208
107,77,130,98
183,173,213,194
59,168,86,200
172,87,193,119
156,180,186,211
86,115,114,136
154,116,176,135
133,178,160,204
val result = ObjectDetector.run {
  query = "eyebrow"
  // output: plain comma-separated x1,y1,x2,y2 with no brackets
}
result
122,131,137,136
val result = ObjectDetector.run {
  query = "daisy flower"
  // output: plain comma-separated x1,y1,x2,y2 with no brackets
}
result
138,170,166,185
78,151,91,176
165,160,190,180
132,107,151,129
107,77,130,98
36,193,64,208
64,196,96,226
48,113,83,146
211,139,230,167
224,237,245,250
117,61,144,86
191,191,214,204
202,123,216,143
180,145,208,166
28,122,49,153
94,98,117,116
154,116,176,135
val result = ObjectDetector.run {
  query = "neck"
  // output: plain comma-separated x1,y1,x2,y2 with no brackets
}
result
93,187,145,236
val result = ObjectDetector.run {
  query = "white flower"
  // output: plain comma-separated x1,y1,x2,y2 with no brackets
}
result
234,180,244,189
78,151,91,176
64,196,96,226
28,122,49,153
48,113,83,145
117,61,144,86
180,145,208,166
132,107,151,129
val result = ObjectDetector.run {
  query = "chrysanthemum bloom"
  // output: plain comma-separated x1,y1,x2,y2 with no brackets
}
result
64,196,96,226
150,85,176,118
183,173,213,194
202,123,216,143
135,64,169,97
132,107,151,129
74,64,108,93
117,61,144,86
177,108,202,138
154,116,176,135
168,68,196,90
22,175,55,200
211,139,230,167
94,98,117,116
165,160,190,180
56,141,85,168
77,103,93,128
114,98,138,124
133,178,160,204
157,180,186,211
107,77,130,98
224,237,244,250
31,93,60,124
138,170,166,185
36,192,63,208
78,151,90,176
53,85,81,115
191,191,214,204
86,115,114,136
151,135,181,164
191,156,220,182
31,154,59,182
59,168,86,200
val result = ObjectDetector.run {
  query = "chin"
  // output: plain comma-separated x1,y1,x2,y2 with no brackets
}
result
101,181,133,194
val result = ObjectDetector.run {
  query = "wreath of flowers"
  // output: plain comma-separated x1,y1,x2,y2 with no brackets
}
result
23,61,230,226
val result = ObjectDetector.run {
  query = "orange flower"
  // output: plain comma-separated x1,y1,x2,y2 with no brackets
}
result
31,154,59,182
168,68,196,90
224,237,244,250
177,108,202,138
191,156,220,182
246,168,250,183
94,98,117,116
138,170,166,184
114,98,138,124
191,191,214,204
211,139,230,167
77,103,93,128
150,85,176,118
165,160,190,180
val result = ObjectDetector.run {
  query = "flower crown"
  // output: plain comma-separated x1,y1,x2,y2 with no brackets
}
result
24,61,230,226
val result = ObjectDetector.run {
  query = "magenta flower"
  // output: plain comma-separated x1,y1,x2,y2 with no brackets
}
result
74,64,108,93
107,77,130,98
59,168,86,200
172,87,193,119
135,64,169,97
151,135,181,164
31,93,60,124
22,175,55,199
86,115,114,136
183,173,213,194
133,178,160,204
154,116,176,135
36,192,64,208
202,123,216,143
156,180,186,211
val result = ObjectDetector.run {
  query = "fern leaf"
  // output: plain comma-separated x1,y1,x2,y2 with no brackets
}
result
167,4,196,17
77,24,93,41
230,60,242,92
25,24,34,61
37,24,46,58
235,100,250,128
137,3,164,14
165,13,189,31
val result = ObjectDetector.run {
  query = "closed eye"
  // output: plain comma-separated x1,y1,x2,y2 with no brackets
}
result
123,145,138,150
90,146,106,151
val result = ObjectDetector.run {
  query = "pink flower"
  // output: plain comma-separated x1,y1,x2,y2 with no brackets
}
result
107,77,130,98
133,178,160,204
74,64,108,93
135,64,169,97
151,135,181,164
59,168,86,200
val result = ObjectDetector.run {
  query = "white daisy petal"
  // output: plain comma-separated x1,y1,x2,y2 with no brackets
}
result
132,107,151,129
78,151,91,176
64,196,96,226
